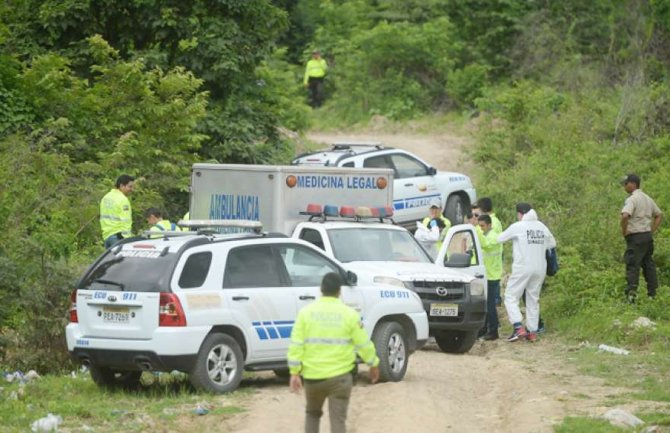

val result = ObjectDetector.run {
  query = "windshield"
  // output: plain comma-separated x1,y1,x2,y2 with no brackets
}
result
327,227,432,263
79,249,178,292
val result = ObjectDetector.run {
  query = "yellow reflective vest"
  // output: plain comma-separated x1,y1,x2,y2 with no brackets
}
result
149,219,180,238
100,189,132,241
287,296,379,379
303,58,328,84
489,213,503,234
476,225,503,281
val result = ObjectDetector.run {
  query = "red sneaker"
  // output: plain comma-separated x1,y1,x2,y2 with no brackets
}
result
506,327,527,342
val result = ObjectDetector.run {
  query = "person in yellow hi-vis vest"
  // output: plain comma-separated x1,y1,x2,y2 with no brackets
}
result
288,273,380,433
144,207,180,238
303,50,328,108
100,174,135,248
476,214,503,341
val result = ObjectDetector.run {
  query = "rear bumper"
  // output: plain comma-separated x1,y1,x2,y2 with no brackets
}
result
66,323,210,371
70,348,196,372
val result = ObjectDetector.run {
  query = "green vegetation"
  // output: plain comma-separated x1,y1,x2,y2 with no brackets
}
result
1,2,670,429
0,372,246,432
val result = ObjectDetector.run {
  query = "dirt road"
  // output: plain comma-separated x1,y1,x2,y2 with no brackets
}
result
217,339,623,433
180,128,627,433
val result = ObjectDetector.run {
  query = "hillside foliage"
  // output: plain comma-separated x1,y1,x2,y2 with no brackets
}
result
1,0,669,371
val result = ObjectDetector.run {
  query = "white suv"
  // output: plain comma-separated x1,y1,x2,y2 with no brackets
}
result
292,142,476,227
65,229,428,393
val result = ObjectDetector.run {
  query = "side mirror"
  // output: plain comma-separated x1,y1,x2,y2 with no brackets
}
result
427,166,437,176
345,270,358,286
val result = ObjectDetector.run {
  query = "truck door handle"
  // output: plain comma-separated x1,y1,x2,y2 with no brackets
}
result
404,183,414,187
475,274,485,279
299,295,316,300
232,296,249,301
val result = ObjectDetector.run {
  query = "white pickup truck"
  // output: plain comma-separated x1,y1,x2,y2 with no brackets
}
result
292,142,477,228
292,213,487,353
190,164,487,354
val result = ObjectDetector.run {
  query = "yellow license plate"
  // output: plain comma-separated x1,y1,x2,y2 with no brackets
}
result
429,303,458,317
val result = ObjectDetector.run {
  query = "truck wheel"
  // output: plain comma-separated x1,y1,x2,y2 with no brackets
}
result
89,365,142,391
372,322,408,382
434,330,477,354
444,195,465,225
190,333,244,393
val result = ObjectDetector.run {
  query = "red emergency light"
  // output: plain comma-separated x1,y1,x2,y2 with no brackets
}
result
305,203,323,216
339,206,356,217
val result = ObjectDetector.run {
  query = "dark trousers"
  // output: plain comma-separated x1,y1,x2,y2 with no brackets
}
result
624,232,658,298
103,233,123,249
484,280,500,334
304,373,353,433
308,77,325,108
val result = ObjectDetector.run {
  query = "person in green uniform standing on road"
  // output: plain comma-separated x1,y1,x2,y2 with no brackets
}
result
304,50,328,108
288,273,380,433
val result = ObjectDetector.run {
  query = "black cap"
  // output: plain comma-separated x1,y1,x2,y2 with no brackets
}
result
516,202,532,215
621,174,640,187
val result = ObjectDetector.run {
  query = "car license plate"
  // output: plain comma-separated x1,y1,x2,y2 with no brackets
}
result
103,306,130,324
429,303,458,317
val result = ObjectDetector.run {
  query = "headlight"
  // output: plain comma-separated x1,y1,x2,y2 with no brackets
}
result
469,279,485,297
373,276,413,290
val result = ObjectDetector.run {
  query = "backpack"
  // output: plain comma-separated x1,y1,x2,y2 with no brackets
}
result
546,247,559,276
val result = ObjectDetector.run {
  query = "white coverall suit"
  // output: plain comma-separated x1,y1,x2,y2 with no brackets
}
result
497,209,556,332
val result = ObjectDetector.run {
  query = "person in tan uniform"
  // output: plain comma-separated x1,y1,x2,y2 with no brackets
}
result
620,174,663,302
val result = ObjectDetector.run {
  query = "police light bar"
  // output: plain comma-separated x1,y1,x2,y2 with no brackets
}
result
301,204,393,221
179,219,263,230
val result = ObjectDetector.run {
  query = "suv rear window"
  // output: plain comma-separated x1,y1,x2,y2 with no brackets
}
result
79,249,178,292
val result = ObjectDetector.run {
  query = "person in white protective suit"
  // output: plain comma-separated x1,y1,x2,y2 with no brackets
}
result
497,203,556,342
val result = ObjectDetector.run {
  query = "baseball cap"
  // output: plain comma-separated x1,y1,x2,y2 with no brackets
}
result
621,174,640,186
429,198,442,209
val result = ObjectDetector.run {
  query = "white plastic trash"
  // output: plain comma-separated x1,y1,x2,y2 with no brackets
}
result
31,413,63,432
603,408,644,427
598,344,630,355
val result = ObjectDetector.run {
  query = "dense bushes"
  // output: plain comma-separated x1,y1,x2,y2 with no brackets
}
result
472,79,670,347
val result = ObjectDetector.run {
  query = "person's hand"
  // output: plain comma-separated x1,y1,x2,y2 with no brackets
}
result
369,366,380,384
289,374,303,393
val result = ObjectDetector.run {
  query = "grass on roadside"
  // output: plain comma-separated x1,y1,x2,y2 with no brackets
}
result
0,371,247,433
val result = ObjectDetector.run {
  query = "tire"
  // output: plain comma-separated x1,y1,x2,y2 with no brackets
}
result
89,365,142,391
372,322,408,382
434,330,478,354
444,195,465,226
189,333,244,393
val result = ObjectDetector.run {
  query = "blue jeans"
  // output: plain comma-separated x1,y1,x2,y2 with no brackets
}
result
485,280,500,334
104,233,123,249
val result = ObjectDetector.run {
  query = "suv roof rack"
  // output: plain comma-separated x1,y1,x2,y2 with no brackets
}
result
179,219,263,230
331,142,385,151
